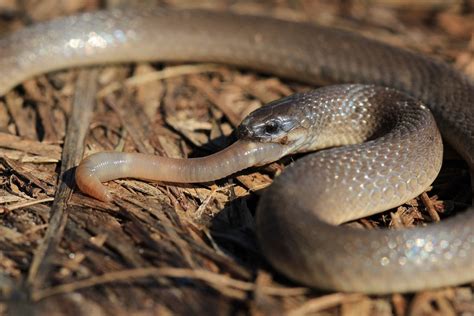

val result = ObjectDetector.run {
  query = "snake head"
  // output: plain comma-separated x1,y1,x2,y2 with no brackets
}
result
237,94,308,148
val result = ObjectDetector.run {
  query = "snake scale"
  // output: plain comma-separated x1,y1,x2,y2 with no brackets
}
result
0,7,472,294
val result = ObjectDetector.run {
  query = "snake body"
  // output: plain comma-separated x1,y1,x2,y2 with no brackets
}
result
0,8,473,294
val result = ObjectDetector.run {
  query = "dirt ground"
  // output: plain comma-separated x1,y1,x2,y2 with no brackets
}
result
0,0,472,315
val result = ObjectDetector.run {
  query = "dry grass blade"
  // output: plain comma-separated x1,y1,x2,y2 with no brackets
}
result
32,267,308,301
26,69,99,290
287,293,365,316
4,197,54,212
97,64,222,97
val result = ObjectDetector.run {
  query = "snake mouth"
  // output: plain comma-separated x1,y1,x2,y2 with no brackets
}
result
75,140,287,202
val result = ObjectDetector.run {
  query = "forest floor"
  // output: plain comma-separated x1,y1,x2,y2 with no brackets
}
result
0,0,472,315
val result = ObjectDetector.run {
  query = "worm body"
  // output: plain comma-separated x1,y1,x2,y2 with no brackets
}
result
76,140,285,202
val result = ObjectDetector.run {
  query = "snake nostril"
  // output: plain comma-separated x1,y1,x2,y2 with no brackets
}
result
236,126,252,140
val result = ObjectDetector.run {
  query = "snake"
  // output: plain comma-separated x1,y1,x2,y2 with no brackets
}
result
0,7,472,294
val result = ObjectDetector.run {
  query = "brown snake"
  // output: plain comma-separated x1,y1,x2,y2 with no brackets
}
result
0,8,472,294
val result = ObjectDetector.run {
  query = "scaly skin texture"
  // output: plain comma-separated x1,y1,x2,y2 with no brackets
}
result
248,85,467,293
0,8,472,293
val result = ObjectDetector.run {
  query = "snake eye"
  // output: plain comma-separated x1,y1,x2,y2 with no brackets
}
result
264,120,281,135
